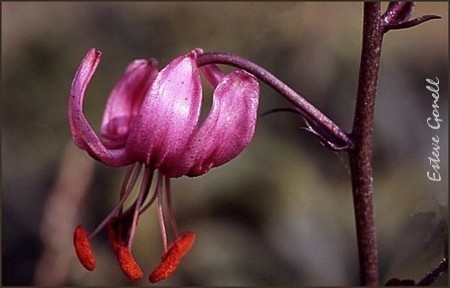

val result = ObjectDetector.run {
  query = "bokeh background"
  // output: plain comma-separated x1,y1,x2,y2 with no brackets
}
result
2,2,448,286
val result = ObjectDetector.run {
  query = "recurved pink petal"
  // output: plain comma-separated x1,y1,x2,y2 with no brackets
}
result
127,50,202,167
69,49,131,167
169,70,260,178
200,64,225,88
100,59,158,149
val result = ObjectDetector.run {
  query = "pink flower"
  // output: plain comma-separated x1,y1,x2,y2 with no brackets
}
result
69,48,259,282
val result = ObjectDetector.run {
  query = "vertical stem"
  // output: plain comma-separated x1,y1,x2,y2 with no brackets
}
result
349,2,383,286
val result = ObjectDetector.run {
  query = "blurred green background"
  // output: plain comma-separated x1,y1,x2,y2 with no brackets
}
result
2,2,448,286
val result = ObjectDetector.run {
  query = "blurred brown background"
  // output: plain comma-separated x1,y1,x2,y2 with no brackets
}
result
2,2,448,286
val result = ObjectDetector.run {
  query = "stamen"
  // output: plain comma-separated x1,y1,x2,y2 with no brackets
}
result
73,225,96,271
108,216,145,281
138,168,164,215
149,231,196,283
119,163,142,202
126,167,153,250
117,246,143,281
138,186,158,215
156,172,168,253
89,164,142,239
165,176,178,236
107,217,121,252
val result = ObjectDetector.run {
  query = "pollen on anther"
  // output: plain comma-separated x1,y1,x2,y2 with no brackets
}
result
73,225,96,271
117,246,144,281
149,231,196,283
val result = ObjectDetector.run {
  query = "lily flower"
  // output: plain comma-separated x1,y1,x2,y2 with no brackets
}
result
69,48,259,282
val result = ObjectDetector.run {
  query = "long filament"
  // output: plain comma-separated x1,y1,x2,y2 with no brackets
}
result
156,172,168,253
164,176,178,237
127,167,153,249
89,164,142,239
138,179,160,215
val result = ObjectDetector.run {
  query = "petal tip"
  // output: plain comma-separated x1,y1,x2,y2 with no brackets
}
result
86,48,102,60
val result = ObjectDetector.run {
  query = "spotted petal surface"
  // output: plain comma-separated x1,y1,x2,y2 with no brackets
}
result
127,50,202,167
165,70,259,178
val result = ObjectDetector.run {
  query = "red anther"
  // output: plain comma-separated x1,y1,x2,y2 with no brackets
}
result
117,246,143,281
173,231,196,258
73,225,96,271
149,231,196,283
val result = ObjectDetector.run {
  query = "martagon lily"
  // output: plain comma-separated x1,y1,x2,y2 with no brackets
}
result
69,48,259,283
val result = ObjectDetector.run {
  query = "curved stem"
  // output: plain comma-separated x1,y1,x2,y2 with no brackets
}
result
383,14,441,32
197,52,352,151
349,2,382,285
416,258,448,286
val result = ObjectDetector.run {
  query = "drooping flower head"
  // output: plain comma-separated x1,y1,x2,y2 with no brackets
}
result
69,48,259,283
